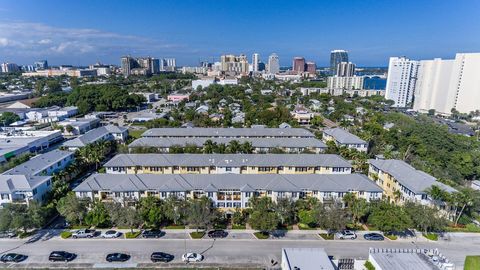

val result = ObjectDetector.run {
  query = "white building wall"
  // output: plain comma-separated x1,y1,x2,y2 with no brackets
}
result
385,57,419,107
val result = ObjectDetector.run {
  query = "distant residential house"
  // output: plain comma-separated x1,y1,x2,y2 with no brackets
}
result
322,127,368,152
167,94,189,103
309,99,322,111
291,105,314,125
47,106,78,119
279,122,291,129
57,117,101,135
195,105,209,114
62,125,128,151
209,113,224,122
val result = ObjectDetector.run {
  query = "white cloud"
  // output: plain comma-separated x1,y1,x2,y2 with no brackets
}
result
0,21,183,62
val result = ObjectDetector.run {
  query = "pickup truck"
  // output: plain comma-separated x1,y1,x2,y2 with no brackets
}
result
72,229,96,239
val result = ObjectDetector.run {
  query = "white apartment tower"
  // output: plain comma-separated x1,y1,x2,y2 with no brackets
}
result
267,53,280,74
252,53,260,72
414,53,480,115
385,57,419,107
336,62,356,77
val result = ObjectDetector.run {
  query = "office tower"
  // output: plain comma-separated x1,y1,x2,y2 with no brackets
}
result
252,53,260,72
336,62,356,77
293,57,306,73
385,57,419,107
258,62,266,72
34,60,48,70
414,53,480,115
330,50,349,75
306,62,317,74
151,58,160,74
267,53,280,74
0,62,19,73
121,56,136,77
220,54,249,73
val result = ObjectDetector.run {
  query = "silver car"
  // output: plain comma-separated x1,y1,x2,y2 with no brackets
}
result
335,230,357,240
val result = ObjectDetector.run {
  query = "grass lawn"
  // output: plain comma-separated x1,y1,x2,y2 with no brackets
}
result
190,231,206,239
385,234,398,240
464,256,480,270
128,129,145,139
164,225,185,229
253,232,270,239
60,231,72,239
319,233,334,240
445,224,480,233
125,231,141,239
298,223,317,230
232,224,246,229
422,233,438,241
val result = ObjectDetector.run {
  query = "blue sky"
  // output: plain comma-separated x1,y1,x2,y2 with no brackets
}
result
0,0,479,66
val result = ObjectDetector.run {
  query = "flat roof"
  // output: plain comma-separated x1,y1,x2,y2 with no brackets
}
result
368,159,456,194
104,153,352,168
74,173,382,193
128,137,327,149
141,128,315,138
282,248,335,270
323,128,367,144
369,249,452,270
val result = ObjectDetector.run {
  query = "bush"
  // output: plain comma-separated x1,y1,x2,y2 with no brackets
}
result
385,234,398,240
164,225,185,229
319,233,334,240
125,231,141,239
254,232,270,239
60,231,72,239
364,261,376,270
423,233,438,241
190,231,205,239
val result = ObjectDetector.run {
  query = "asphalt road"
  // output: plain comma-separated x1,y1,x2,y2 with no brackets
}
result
0,233,477,269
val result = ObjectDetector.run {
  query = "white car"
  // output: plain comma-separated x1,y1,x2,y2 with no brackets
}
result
335,230,357,240
101,230,122,238
182,253,203,262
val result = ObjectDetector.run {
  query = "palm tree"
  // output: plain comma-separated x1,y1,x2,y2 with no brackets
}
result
203,140,215,154
227,140,241,154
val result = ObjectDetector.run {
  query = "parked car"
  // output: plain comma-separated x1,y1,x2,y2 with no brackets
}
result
207,229,228,238
72,229,96,239
0,253,27,263
335,230,357,240
385,229,415,238
48,251,76,262
0,231,16,238
364,233,384,241
106,253,130,262
182,253,203,262
151,252,174,263
142,230,163,238
101,230,122,238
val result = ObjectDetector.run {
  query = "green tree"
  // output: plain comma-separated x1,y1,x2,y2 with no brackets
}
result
368,201,412,232
56,192,88,225
138,196,164,228
0,112,20,126
85,201,110,228
186,197,217,232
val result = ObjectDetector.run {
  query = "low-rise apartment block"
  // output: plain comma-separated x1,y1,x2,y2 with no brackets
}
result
1,149,74,206
62,125,128,151
368,159,456,206
141,127,315,138
73,173,383,208
128,137,327,154
322,128,368,152
104,154,352,175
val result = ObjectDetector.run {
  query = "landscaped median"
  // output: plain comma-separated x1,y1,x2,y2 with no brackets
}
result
253,231,270,239
318,233,334,240
190,231,206,239
60,231,72,239
125,231,141,238
422,233,438,241
465,256,480,270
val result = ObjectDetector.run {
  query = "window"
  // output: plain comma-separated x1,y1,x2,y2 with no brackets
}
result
207,192,213,197
245,192,251,198
217,202,225,208
226,202,232,207
187,167,200,172
32,188,37,195
1,193,9,200
295,167,308,172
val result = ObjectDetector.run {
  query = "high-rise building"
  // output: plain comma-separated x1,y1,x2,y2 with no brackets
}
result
0,62,19,73
385,57,419,107
330,50,349,75
163,58,176,71
121,56,164,76
267,53,280,74
306,62,317,74
152,58,160,74
252,53,260,72
327,76,364,90
413,53,480,115
220,54,249,74
121,56,137,77
293,57,306,73
336,62,356,77
34,60,48,70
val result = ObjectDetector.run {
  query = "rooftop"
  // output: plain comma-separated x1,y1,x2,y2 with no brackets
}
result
74,173,382,193
104,153,351,168
0,174,51,193
368,159,456,194
141,127,315,138
4,149,73,176
128,137,327,149
323,128,367,144
369,248,455,270
63,125,127,148
282,248,335,270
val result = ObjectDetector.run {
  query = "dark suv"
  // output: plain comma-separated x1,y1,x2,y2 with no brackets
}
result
48,251,76,262
207,229,228,238
142,230,163,238
151,252,174,262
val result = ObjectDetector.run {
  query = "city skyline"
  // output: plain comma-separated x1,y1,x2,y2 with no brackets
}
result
1,0,479,66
